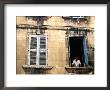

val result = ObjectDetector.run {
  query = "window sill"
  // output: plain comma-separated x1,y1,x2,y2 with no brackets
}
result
22,65,53,70
65,66,93,69
65,66,94,74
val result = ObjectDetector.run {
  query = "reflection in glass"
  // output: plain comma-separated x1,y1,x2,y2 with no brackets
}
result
30,37,37,49
30,51,36,65
39,52,46,65
40,45,46,49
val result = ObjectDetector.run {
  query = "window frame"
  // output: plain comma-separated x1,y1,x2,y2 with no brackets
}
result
68,36,88,67
28,35,48,66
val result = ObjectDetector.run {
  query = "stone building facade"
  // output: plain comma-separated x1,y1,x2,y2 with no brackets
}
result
16,16,94,74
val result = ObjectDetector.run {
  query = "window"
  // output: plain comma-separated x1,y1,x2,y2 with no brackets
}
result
68,36,88,67
28,35,47,66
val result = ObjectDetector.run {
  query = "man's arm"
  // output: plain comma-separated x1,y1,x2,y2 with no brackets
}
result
78,60,81,66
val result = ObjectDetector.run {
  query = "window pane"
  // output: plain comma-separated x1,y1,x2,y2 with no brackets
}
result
30,37,37,49
40,57,46,60
30,51,36,56
40,40,46,44
40,45,46,49
40,37,46,45
40,52,46,57
39,58,46,65
30,51,36,65
30,59,36,65
39,52,46,65
40,37,46,40
30,57,36,59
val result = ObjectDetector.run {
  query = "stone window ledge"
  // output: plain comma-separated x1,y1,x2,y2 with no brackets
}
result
22,65,53,70
65,66,94,74
65,66,94,69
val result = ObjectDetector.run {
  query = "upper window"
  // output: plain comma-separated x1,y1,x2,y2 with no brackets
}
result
28,35,47,66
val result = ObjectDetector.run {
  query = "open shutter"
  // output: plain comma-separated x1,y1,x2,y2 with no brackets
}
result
83,37,88,65
39,35,47,66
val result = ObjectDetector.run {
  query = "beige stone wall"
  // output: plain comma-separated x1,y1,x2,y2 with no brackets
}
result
87,16,95,65
87,16,95,47
16,16,28,25
46,30,67,74
16,16,28,74
44,17,67,74
88,16,95,28
16,30,27,74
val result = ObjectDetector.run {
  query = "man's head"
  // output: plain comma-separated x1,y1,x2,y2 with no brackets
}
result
75,57,78,60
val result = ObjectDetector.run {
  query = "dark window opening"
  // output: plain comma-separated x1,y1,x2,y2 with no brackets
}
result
69,37,85,67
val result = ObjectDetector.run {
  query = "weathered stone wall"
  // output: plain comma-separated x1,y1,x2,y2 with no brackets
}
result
16,30,27,74
87,16,95,66
44,17,67,74
16,16,28,25
16,17,28,74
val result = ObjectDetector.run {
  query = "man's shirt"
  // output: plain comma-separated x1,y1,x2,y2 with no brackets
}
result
72,59,81,67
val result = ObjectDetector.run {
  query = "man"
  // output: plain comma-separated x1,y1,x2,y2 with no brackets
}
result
72,57,81,67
